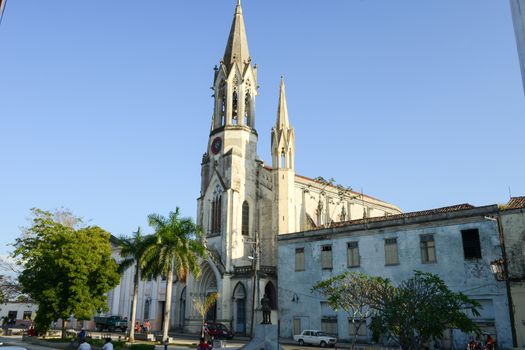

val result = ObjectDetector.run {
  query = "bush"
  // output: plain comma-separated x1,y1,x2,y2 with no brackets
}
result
129,344,155,350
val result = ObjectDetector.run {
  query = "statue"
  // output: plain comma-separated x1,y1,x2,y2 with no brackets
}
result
261,293,271,324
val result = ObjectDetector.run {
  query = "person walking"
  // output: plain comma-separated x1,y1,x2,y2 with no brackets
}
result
144,320,150,334
102,338,113,350
78,338,91,350
78,329,87,345
197,337,211,350
485,335,496,350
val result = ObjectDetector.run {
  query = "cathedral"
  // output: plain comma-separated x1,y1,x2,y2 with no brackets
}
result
107,0,401,336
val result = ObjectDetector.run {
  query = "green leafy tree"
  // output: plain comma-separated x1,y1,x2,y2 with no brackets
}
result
12,208,120,338
378,271,481,350
193,292,218,337
141,208,207,342
118,227,149,342
313,272,393,350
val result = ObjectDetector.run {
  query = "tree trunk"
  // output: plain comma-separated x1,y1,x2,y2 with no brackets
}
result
61,319,67,340
129,265,140,342
162,263,174,343
351,326,358,350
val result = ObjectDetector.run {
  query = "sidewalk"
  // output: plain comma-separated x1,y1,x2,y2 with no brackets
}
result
0,335,60,350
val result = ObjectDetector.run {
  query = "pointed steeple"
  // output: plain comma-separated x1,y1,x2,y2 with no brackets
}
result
276,77,290,129
223,0,251,70
272,77,295,170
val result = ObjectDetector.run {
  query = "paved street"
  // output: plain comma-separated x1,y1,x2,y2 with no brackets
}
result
0,333,392,350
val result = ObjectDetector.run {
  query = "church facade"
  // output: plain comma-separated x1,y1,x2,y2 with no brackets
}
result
106,0,401,336
184,0,401,335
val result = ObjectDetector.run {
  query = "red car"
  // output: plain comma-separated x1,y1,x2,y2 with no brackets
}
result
204,322,234,339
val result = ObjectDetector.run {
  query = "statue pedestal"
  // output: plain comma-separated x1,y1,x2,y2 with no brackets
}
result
241,324,280,350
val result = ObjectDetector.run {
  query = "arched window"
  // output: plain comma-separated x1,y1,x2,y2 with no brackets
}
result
211,186,222,234
281,150,286,169
242,201,249,236
179,287,186,328
244,93,251,126
220,89,226,126
232,91,238,125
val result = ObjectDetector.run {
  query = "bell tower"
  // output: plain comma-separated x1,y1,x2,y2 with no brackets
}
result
272,78,296,234
211,0,258,131
198,0,260,272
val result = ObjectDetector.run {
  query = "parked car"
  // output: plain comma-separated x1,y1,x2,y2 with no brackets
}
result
293,330,337,347
204,322,234,339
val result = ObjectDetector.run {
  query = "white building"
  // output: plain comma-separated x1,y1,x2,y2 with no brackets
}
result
277,204,514,348
0,301,37,327
106,0,401,336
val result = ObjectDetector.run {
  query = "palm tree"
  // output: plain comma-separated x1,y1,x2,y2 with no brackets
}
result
193,292,219,337
118,227,150,342
141,208,207,343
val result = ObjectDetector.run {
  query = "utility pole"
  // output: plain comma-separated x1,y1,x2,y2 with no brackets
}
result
246,235,259,338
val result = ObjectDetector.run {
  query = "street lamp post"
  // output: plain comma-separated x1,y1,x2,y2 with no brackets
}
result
487,215,518,347
245,236,259,338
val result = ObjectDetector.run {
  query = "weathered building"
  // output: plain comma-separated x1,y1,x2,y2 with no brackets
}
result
277,204,514,348
500,196,525,347
104,0,401,336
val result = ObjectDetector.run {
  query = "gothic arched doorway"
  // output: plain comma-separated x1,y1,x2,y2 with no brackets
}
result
194,262,218,322
232,283,246,334
264,281,277,310
179,287,186,329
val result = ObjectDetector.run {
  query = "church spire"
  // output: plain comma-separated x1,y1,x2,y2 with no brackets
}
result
223,0,251,70
276,77,290,129
272,78,295,170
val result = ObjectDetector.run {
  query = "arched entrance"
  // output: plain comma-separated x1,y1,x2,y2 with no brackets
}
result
232,283,246,334
179,287,186,329
194,262,218,322
264,281,277,310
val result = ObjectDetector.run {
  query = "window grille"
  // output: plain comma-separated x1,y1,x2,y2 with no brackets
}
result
295,247,305,271
242,201,249,236
321,317,338,336
321,245,333,269
348,319,367,337
347,242,360,267
420,234,436,263
384,238,399,265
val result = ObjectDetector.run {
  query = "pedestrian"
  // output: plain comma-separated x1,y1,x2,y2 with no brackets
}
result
144,320,150,333
78,338,91,350
197,337,211,350
134,322,140,333
78,328,87,344
485,335,496,350
102,338,113,350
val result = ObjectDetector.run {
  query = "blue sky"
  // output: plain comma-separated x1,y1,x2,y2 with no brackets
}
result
0,0,523,255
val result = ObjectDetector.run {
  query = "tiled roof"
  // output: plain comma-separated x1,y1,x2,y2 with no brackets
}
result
505,196,525,209
327,203,475,229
